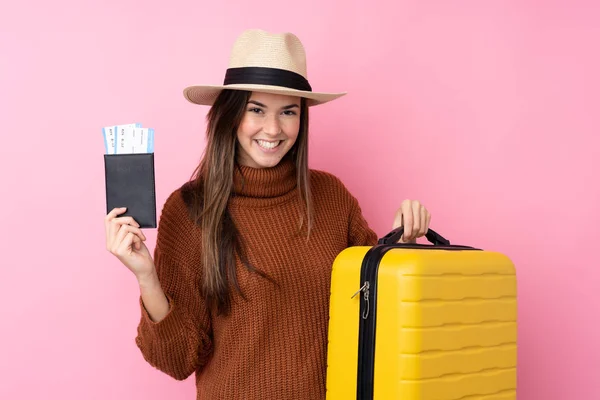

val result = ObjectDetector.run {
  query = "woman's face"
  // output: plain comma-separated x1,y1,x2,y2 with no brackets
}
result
236,91,301,169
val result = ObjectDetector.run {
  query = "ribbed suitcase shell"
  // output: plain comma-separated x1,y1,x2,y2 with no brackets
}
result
326,245,517,399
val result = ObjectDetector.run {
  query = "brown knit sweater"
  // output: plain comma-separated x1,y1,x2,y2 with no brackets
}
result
135,158,378,399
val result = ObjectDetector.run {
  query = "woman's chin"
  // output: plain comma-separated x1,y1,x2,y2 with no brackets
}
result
251,156,283,169
248,150,289,168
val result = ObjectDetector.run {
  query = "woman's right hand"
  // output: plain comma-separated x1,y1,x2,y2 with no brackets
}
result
105,207,154,280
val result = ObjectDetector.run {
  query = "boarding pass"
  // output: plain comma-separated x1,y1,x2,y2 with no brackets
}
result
102,123,155,154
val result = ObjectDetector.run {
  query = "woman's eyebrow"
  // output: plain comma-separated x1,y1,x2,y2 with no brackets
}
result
248,100,299,110
247,100,266,107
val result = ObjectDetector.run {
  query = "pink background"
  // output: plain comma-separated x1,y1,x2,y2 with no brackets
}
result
1,1,598,399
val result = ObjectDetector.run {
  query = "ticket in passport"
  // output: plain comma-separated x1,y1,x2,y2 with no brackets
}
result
102,123,154,154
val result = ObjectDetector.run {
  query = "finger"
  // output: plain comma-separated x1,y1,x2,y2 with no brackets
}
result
132,233,142,251
126,225,147,243
114,216,140,228
111,224,142,254
128,233,144,254
117,232,136,257
425,211,432,234
105,207,127,244
111,224,130,253
392,209,403,229
105,207,127,221
419,206,427,236
401,200,413,240
116,224,146,246
117,230,144,257
108,219,126,250
108,214,131,248
410,201,421,240
109,216,141,247
125,225,146,241
105,207,128,228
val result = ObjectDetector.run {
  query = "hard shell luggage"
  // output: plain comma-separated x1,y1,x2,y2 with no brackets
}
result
326,227,517,400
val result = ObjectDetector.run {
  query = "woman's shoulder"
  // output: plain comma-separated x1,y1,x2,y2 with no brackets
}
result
309,168,345,189
309,168,357,205
160,182,195,220
156,181,201,241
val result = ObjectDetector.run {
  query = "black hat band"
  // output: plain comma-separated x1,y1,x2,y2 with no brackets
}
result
223,67,312,92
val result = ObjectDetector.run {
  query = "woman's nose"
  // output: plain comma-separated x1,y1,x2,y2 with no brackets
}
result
263,114,282,136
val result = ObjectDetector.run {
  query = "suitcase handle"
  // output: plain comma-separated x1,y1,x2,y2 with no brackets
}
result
378,226,451,246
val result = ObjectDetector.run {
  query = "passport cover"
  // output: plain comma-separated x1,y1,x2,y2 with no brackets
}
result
104,153,157,228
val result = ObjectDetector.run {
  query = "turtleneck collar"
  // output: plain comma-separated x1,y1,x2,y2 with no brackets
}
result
232,157,297,200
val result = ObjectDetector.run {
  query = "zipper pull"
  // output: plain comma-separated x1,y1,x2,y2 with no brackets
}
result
362,284,370,320
351,281,370,299
351,281,371,320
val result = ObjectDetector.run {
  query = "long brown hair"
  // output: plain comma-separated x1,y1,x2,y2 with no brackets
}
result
184,89,312,315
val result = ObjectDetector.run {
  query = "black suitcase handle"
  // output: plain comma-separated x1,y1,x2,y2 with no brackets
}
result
378,226,451,246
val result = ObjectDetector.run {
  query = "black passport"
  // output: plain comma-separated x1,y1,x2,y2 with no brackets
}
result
104,153,157,228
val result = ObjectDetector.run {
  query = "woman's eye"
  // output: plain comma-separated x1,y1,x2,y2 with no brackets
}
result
248,108,263,113
283,110,297,116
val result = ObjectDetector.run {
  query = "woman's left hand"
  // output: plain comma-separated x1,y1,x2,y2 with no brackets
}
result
392,199,432,243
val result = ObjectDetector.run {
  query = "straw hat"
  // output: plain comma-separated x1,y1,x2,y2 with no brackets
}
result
183,29,347,107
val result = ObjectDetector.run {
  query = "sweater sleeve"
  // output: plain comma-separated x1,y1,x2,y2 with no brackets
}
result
135,190,213,381
348,194,379,247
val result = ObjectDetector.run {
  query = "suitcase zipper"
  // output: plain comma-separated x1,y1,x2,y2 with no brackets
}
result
355,243,481,400
356,245,392,400
351,281,370,319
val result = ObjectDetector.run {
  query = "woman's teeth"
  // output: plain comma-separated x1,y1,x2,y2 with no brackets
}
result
257,140,281,149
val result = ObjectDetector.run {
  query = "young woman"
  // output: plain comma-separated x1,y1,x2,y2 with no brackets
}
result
105,29,432,399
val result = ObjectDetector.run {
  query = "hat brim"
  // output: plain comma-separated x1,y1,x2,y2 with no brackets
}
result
183,84,346,107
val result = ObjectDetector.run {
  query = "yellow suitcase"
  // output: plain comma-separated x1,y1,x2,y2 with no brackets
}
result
326,227,517,400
